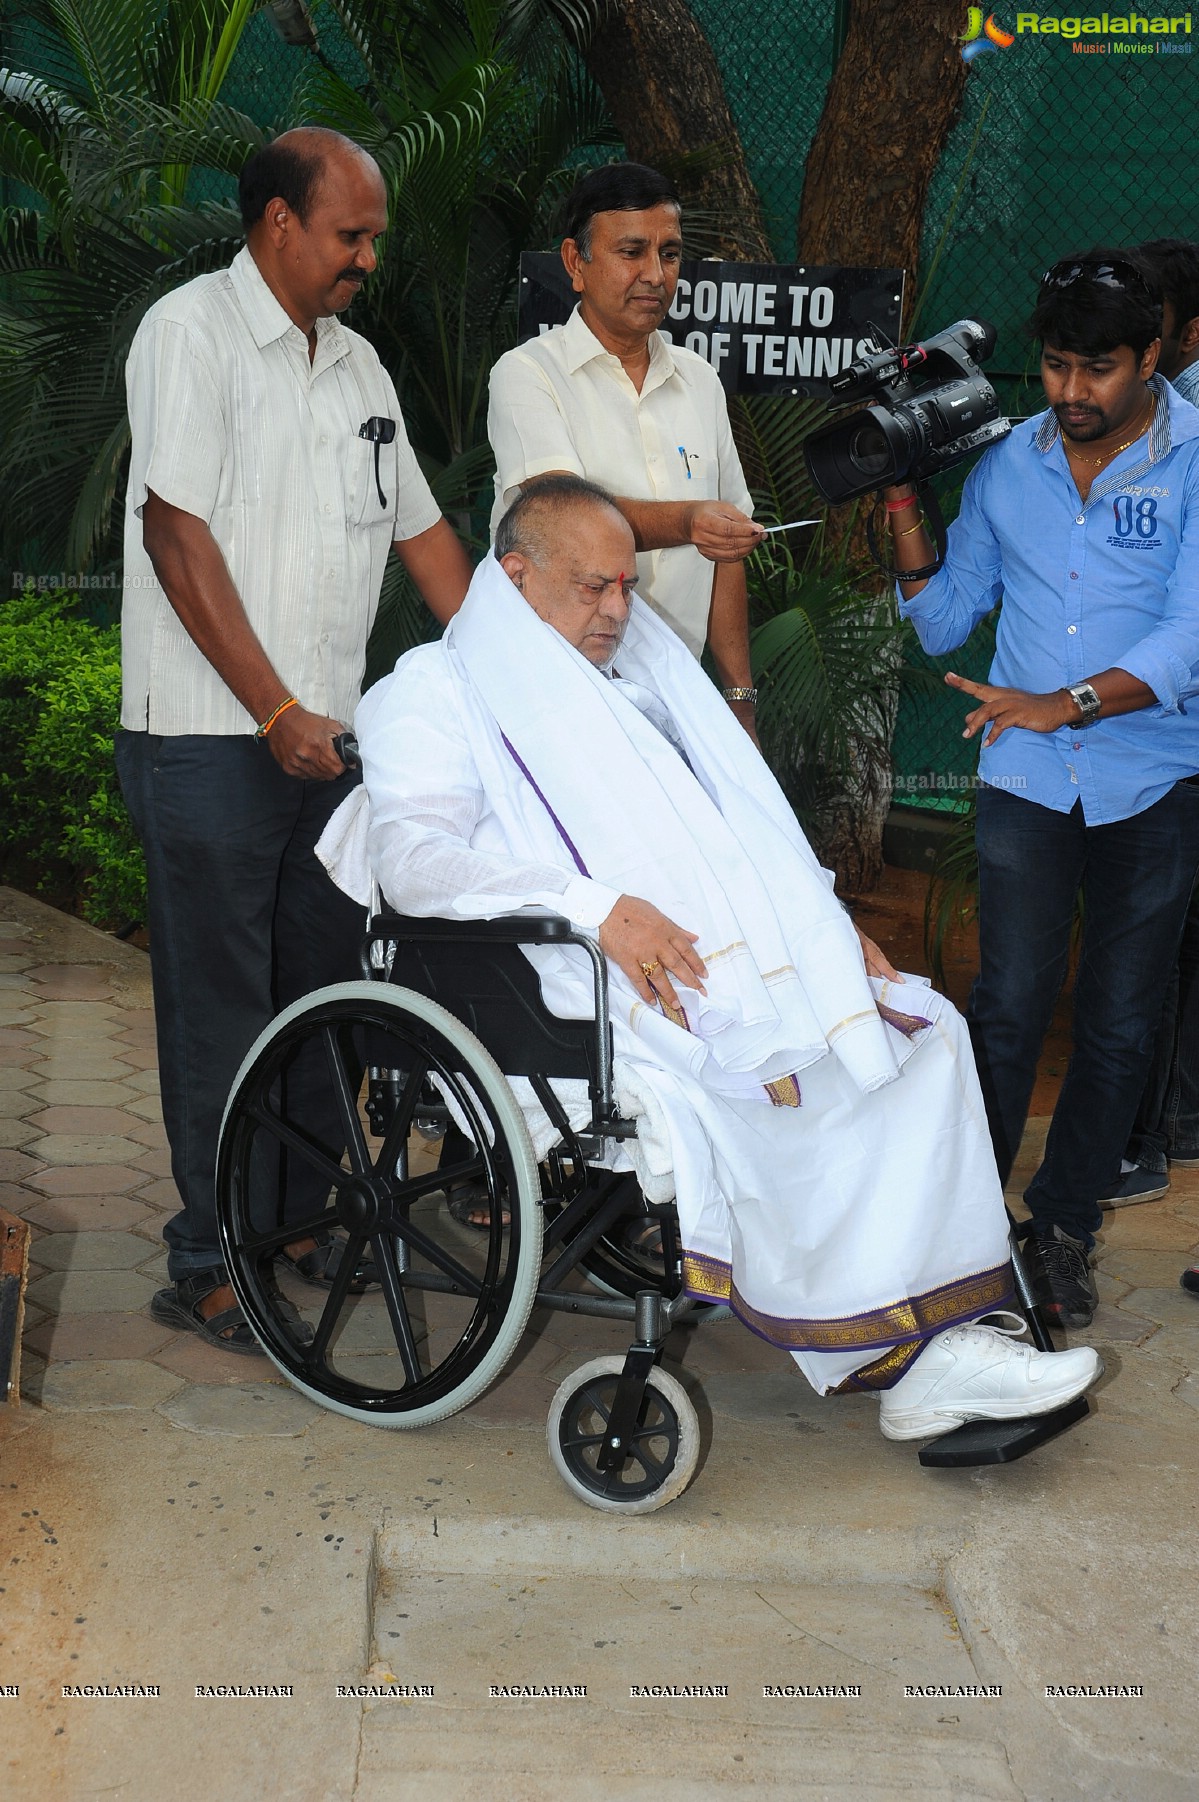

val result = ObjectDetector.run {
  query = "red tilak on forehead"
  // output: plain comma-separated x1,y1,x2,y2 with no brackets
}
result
618,572,625,585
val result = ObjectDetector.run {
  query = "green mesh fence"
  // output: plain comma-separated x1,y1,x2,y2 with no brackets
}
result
892,620,994,814
688,0,838,257
916,29,1199,378
5,3,1194,815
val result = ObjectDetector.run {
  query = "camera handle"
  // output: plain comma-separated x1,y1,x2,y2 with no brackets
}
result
864,481,947,583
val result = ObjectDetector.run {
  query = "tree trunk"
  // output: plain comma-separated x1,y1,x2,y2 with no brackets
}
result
796,4,968,895
582,0,772,261
797,0,968,302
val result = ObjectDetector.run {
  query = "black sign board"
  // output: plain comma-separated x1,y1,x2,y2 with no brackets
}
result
517,255,905,398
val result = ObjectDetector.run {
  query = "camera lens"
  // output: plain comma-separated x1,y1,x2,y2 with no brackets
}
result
848,423,893,479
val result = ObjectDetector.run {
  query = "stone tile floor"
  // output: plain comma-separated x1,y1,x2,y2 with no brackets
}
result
3,881,1198,1429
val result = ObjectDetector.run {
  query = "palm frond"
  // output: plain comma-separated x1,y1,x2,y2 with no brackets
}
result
294,54,500,174
66,411,132,572
0,114,75,211
504,0,609,52
104,94,266,180
747,560,909,862
730,392,829,527
26,0,146,119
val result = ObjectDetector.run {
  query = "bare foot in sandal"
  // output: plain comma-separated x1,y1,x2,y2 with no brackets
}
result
446,1180,511,1231
204,1233,322,1315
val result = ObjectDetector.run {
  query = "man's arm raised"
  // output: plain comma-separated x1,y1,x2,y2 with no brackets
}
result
487,356,762,564
141,491,347,779
524,471,761,562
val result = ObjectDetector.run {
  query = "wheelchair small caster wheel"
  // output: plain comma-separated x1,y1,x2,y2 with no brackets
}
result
547,1355,700,1514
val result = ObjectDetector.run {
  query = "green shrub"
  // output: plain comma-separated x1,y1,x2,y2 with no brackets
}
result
0,589,145,927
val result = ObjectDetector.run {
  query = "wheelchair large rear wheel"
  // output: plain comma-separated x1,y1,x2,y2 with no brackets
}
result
217,981,542,1426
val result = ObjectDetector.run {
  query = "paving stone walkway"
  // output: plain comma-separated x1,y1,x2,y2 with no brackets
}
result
2,883,1198,1802
1,893,252,1404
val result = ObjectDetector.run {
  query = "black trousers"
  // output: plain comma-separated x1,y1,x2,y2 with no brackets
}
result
968,780,1199,1250
116,731,365,1280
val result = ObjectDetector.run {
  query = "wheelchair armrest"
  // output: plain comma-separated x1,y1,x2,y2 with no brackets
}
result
364,909,619,1133
369,909,579,946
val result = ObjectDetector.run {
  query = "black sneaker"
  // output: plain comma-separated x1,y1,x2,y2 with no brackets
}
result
1027,1226,1098,1328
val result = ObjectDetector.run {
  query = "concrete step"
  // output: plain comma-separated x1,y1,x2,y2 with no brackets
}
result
362,1571,1019,1797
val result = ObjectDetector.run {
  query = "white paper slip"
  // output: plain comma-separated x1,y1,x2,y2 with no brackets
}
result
758,518,822,534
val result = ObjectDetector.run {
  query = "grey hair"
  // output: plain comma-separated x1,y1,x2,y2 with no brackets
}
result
494,474,623,565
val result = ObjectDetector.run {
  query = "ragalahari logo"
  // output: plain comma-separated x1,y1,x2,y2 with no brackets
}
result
961,6,1017,56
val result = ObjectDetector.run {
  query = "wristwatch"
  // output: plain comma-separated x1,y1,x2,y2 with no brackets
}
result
1066,681,1101,724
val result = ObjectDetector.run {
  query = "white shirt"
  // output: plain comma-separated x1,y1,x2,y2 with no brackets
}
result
355,645,623,932
487,308,753,656
122,247,442,734
329,660,688,925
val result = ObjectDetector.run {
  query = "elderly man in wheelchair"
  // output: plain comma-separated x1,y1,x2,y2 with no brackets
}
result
216,474,1101,1512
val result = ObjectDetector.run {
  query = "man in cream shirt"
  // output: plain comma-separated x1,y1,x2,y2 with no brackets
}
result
118,128,472,1353
487,162,764,737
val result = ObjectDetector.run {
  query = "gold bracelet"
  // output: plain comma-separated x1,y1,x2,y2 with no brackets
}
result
897,519,926,537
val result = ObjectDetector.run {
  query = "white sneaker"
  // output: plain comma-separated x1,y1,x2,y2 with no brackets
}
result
878,1312,1102,1442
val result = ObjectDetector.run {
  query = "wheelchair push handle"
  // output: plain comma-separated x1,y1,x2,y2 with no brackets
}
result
333,731,361,770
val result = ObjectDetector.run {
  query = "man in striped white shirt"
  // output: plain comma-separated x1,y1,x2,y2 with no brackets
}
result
117,128,472,1353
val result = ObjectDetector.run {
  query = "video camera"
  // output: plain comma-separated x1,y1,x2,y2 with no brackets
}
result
803,320,1011,505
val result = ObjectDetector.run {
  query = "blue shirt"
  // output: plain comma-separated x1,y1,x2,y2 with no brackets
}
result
900,375,1199,823
1172,362,1199,407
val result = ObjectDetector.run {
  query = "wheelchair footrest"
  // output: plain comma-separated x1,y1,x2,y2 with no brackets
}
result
916,1393,1090,1468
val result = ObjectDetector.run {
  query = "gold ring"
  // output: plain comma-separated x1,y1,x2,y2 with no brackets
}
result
640,960,661,979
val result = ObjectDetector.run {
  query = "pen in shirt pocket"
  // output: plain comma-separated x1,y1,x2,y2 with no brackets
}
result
677,445,693,479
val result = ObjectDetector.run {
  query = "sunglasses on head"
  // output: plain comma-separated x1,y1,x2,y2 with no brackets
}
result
1040,258,1154,298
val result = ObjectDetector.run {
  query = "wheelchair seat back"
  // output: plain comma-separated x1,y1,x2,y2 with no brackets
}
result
376,926,603,1090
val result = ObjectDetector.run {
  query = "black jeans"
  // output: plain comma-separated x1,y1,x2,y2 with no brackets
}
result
1126,871,1199,1173
116,731,365,1280
967,781,1199,1250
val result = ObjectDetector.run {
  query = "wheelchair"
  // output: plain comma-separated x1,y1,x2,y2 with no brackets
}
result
216,911,1089,1514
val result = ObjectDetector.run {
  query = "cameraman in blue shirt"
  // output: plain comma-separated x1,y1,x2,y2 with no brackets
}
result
890,252,1199,1329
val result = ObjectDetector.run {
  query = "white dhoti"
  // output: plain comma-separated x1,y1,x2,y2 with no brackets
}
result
616,998,1009,1391
319,557,1013,1394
